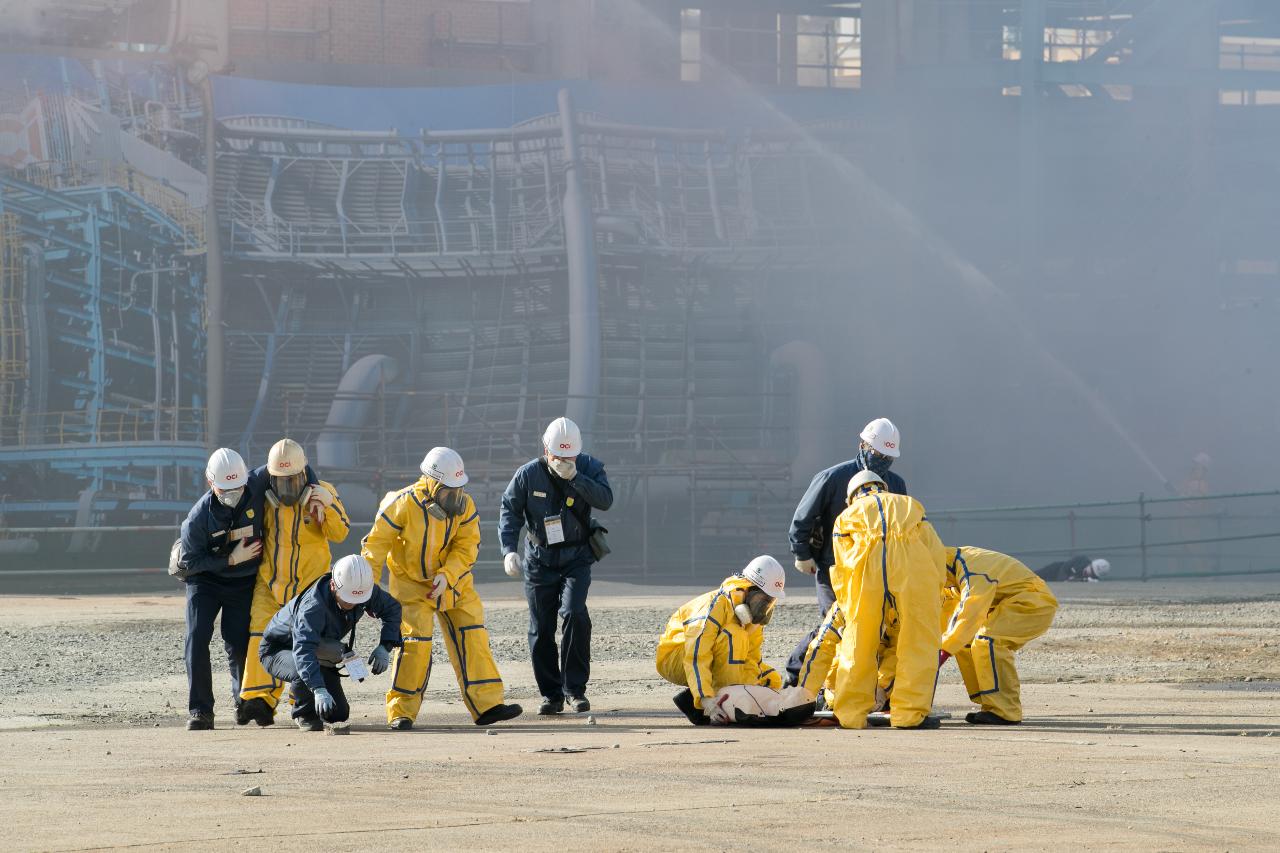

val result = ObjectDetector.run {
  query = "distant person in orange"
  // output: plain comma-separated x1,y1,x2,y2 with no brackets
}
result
1180,452,1211,498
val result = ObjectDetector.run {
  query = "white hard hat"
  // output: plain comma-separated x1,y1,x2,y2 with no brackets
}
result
846,469,886,500
1193,452,1212,468
740,555,786,600
543,416,582,457
331,554,375,604
420,446,468,487
859,417,901,458
268,438,307,477
205,448,248,490
1090,558,1111,578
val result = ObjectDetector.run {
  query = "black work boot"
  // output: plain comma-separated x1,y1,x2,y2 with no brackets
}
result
240,697,274,727
295,716,323,732
186,711,214,730
672,689,710,726
475,703,524,726
538,697,564,715
895,715,942,730
965,710,1021,726
568,695,590,713
389,717,413,731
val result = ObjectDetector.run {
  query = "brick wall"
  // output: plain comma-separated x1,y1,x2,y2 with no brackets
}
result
228,0,537,70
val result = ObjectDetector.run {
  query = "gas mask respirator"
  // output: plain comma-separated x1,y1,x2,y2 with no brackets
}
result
215,487,245,508
426,486,467,521
734,589,775,627
271,472,307,507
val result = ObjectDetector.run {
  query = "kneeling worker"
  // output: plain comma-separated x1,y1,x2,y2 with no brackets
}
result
656,556,788,725
941,546,1058,725
259,555,402,730
362,447,522,729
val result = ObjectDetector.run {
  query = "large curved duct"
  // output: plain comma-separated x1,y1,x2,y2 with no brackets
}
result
557,88,601,435
316,354,399,471
771,340,833,488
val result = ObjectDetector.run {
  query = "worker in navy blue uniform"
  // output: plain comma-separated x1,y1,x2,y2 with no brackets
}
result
783,418,909,686
259,555,402,731
178,448,316,730
178,448,267,731
499,417,613,715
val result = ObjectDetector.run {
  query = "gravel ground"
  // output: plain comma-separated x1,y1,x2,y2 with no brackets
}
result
3,582,1280,851
2,578,1278,728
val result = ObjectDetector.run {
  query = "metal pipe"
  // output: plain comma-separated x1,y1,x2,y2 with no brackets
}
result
433,143,449,253
316,354,398,470
200,76,224,447
557,88,600,434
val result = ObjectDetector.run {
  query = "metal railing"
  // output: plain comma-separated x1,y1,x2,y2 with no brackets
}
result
0,407,205,447
929,489,1280,581
18,159,205,251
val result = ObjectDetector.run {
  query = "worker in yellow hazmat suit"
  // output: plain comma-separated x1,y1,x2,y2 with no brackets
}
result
829,469,949,729
362,447,523,729
656,556,786,724
238,439,349,726
940,546,1058,724
794,601,909,715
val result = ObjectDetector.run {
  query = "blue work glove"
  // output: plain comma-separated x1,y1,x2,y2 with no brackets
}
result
368,644,391,675
312,687,336,719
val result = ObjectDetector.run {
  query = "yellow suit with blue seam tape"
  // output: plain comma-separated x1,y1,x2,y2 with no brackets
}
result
942,546,1058,721
362,478,507,723
655,576,782,710
794,601,913,705
829,483,949,728
240,481,350,709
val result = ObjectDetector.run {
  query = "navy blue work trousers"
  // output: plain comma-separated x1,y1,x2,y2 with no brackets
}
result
261,646,350,723
523,557,592,700
184,574,254,715
784,565,838,685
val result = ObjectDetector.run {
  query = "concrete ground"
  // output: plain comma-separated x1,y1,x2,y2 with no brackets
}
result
1,577,1278,851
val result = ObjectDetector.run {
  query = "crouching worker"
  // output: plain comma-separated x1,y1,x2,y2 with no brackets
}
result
657,556,810,726
259,555,402,731
941,546,1058,725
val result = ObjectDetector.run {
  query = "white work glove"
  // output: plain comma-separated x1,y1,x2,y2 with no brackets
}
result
306,483,335,507
312,687,336,719
503,553,523,578
794,558,817,575
367,644,391,676
227,538,263,566
306,485,333,525
429,573,448,601
708,694,732,726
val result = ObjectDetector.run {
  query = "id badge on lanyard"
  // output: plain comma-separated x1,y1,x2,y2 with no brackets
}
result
543,514,566,546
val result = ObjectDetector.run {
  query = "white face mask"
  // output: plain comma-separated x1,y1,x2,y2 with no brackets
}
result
547,457,576,480
215,487,244,508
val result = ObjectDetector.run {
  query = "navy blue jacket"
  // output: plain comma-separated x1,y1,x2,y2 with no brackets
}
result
789,461,908,570
178,464,316,582
498,454,613,569
260,573,402,691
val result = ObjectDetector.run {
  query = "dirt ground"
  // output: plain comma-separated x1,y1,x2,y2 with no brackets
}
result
2,578,1279,851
